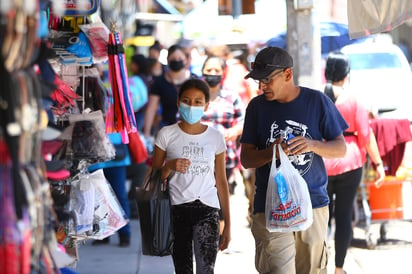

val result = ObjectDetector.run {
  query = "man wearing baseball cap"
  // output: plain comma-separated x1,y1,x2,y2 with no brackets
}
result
240,47,348,274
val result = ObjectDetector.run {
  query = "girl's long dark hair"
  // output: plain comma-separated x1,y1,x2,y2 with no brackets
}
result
324,51,350,103
324,82,336,103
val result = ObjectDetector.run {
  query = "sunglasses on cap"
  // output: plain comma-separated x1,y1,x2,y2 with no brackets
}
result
255,69,287,84
251,62,288,70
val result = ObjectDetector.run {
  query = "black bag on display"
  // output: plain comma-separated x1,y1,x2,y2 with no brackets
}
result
136,168,173,256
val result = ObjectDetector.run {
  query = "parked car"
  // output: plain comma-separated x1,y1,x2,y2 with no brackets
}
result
341,37,412,121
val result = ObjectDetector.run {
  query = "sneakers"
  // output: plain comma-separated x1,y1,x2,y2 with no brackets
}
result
91,237,110,245
228,181,237,195
118,236,130,247
91,235,130,247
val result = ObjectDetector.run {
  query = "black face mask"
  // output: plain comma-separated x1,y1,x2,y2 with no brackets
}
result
168,60,185,72
203,74,222,87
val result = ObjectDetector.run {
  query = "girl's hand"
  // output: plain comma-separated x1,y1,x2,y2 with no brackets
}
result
219,225,231,251
167,158,191,174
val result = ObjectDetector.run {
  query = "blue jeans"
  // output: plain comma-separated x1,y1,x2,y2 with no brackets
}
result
103,166,131,238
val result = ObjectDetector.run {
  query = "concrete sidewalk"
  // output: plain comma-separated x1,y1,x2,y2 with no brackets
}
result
74,180,257,274
73,178,412,274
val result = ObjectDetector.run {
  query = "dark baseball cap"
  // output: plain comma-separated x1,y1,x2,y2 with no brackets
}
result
245,47,293,80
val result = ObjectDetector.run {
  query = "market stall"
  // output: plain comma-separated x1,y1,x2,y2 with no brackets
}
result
0,1,147,272
355,118,412,249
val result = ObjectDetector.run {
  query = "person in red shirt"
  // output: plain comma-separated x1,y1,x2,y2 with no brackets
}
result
323,51,385,274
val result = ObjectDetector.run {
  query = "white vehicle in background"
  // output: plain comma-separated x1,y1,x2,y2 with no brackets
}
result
341,35,412,122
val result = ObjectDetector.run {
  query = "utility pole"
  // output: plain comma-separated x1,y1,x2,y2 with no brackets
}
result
286,0,321,89
232,0,242,19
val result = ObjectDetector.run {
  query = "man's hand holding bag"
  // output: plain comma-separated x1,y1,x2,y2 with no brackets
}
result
265,144,313,232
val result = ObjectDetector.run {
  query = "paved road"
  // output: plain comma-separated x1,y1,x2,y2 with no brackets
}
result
73,172,412,274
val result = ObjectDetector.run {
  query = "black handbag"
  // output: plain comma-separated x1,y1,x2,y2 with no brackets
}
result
135,168,174,256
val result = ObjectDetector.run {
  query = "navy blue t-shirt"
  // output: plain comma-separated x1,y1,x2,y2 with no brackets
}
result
240,87,348,213
150,75,180,126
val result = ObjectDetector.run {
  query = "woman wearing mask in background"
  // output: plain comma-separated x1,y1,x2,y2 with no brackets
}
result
201,56,245,195
200,56,244,238
128,54,149,132
323,51,385,274
143,44,196,141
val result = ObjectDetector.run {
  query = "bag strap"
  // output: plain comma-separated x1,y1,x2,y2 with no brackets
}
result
143,168,157,190
143,168,173,191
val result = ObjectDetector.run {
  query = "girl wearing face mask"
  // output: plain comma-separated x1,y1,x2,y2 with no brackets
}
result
201,56,245,195
143,44,197,140
152,79,231,273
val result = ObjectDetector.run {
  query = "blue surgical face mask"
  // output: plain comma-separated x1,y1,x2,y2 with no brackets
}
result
179,102,205,124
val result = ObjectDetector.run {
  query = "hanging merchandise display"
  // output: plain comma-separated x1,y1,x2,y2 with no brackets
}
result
106,25,148,164
78,22,110,63
0,0,63,272
0,163,32,274
50,75,80,116
65,32,93,65
62,0,100,16
1,0,38,72
49,28,93,66
69,169,128,240
106,27,136,136
69,110,115,163
1,0,145,272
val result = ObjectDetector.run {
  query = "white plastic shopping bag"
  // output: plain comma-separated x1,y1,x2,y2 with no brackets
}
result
69,169,128,239
70,177,95,234
265,144,313,232
89,169,129,239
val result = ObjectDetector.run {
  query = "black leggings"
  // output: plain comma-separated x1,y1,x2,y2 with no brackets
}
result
327,167,363,268
172,200,220,274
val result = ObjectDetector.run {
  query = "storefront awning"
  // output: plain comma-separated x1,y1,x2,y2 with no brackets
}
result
152,0,180,14
135,0,183,21
348,0,412,39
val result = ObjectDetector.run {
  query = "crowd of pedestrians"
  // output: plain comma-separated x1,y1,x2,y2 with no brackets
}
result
91,39,389,274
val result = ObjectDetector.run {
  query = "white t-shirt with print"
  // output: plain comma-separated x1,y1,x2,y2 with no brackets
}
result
155,123,227,208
